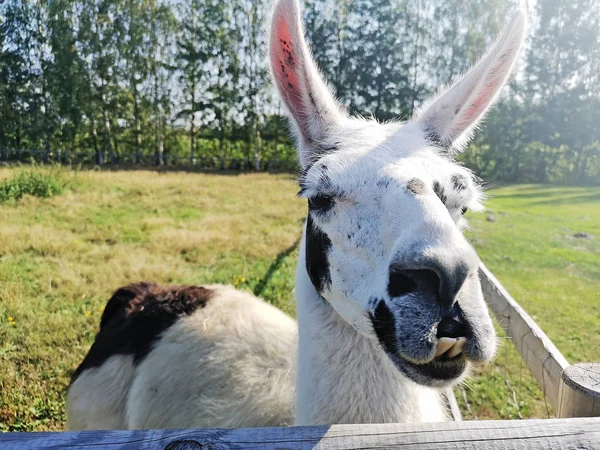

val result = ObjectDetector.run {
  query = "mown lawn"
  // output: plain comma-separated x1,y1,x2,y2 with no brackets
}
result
458,184,600,419
0,168,598,430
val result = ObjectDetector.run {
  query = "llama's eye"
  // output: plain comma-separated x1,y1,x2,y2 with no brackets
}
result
461,207,468,215
308,195,334,211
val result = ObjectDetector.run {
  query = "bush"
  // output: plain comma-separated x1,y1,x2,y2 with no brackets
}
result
0,169,68,203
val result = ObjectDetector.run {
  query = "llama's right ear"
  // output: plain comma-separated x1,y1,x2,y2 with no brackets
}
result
415,8,528,152
269,0,343,167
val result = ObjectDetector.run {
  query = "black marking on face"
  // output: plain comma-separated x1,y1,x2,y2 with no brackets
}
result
299,142,340,171
369,300,398,355
316,164,332,189
71,283,214,383
298,166,310,193
433,181,448,205
406,178,427,195
368,296,379,309
298,163,334,193
377,177,391,189
305,214,332,293
451,174,467,192
422,124,446,148
315,142,339,156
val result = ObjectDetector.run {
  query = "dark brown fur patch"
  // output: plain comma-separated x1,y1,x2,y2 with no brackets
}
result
451,174,468,192
406,179,427,195
433,181,448,205
71,282,213,383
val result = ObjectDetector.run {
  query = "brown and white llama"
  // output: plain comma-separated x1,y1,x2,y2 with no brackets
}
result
67,0,528,429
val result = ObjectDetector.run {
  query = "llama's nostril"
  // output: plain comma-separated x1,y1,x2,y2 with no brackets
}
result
387,269,418,298
436,317,467,339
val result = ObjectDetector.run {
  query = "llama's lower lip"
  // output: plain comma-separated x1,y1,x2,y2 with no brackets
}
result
386,352,468,386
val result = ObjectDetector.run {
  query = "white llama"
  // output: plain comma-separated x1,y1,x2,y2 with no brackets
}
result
67,0,528,430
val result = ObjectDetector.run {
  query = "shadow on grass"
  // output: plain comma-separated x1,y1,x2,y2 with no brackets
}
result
527,192,600,206
1,161,300,177
79,164,300,178
254,237,301,298
491,190,600,205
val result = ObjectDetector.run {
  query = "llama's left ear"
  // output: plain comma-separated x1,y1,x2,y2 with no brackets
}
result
416,8,528,151
269,0,344,168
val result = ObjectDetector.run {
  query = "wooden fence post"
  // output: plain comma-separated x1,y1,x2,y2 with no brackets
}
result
558,363,600,417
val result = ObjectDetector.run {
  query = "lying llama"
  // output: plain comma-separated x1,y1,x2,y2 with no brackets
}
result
67,0,528,429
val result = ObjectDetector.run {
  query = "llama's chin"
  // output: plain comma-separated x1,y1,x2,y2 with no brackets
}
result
385,352,470,388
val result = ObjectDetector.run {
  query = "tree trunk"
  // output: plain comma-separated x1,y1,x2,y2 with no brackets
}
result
246,124,252,167
446,0,459,85
410,0,421,115
254,128,261,171
190,77,196,165
112,129,119,164
156,139,164,166
133,81,142,165
155,113,164,166
274,103,281,171
219,123,225,170
98,77,114,164
91,118,103,165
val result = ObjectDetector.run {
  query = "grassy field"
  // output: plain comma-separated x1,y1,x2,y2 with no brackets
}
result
459,184,600,419
0,168,598,431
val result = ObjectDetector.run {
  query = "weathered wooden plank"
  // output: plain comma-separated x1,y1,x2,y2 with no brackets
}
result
1,418,599,449
559,363,600,418
479,263,570,411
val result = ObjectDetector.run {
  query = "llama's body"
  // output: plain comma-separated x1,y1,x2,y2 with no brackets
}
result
68,0,527,430
68,283,297,430
68,279,444,430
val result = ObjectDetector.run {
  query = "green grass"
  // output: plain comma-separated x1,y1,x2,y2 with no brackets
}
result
457,184,600,419
0,170,597,430
0,167,71,203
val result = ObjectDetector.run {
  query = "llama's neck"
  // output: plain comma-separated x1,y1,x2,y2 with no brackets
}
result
294,234,446,425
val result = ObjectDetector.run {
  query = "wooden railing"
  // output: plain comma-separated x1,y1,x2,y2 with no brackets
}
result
480,263,600,418
1,418,599,449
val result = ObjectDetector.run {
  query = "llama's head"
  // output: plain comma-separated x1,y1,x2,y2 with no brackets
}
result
270,0,527,387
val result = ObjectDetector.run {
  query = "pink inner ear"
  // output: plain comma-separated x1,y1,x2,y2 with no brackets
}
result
455,66,507,130
272,16,304,117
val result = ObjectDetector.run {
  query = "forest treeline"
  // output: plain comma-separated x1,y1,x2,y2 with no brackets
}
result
1,0,599,183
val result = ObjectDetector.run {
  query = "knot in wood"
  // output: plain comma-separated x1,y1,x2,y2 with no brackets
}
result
165,439,205,450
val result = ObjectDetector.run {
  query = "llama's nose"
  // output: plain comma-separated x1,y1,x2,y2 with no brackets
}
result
435,308,469,358
387,251,476,307
437,316,467,339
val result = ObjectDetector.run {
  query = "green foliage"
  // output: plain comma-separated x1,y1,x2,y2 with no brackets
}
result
0,0,598,180
0,169,68,203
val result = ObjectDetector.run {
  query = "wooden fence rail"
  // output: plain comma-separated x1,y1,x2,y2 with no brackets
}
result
479,263,600,417
1,418,600,449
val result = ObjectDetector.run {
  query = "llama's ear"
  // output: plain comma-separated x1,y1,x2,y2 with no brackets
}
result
416,8,528,151
269,0,343,167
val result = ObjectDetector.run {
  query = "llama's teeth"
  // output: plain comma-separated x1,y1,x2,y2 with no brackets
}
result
447,337,468,358
435,337,457,357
